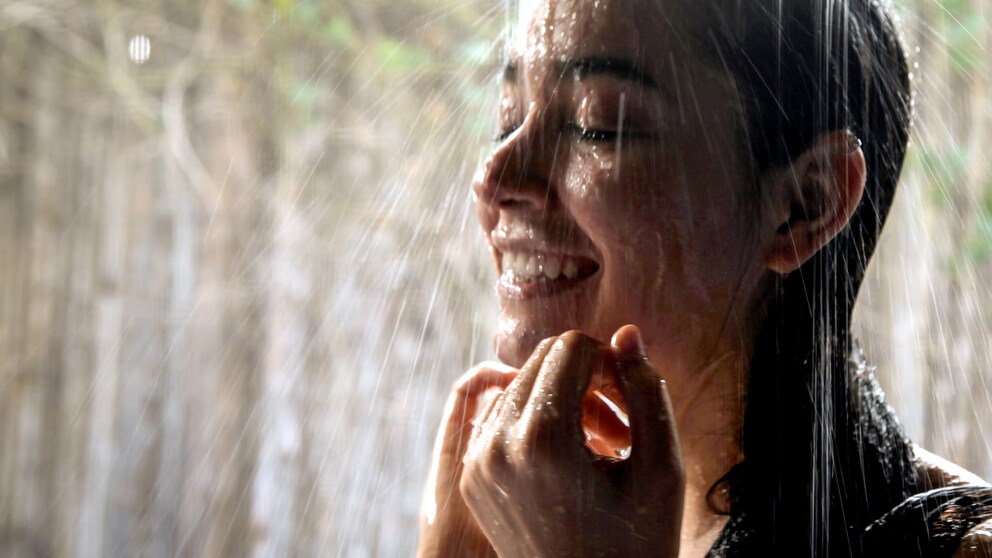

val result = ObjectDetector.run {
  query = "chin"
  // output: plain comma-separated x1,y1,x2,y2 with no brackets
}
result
492,313,568,368
492,307,610,368
493,322,539,369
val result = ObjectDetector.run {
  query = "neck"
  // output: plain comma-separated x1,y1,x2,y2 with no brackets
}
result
655,346,748,554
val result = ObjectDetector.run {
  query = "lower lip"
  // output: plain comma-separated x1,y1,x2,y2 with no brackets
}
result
497,272,595,300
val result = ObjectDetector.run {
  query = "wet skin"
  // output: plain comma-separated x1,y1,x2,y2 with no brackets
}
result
417,0,992,556
477,0,769,374
418,0,871,556
469,1,772,553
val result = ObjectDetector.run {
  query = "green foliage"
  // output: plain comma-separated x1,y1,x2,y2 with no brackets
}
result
271,0,294,15
912,147,969,208
938,0,985,75
456,39,497,66
966,188,992,264
377,38,431,72
291,1,322,24
228,0,258,10
323,17,357,47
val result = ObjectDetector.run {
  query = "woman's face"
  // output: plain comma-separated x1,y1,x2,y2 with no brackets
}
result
475,0,772,372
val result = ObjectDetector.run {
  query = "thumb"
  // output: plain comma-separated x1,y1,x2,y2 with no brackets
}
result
611,326,681,474
612,324,648,359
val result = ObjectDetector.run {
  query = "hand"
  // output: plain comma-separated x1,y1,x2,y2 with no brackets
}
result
460,326,684,558
417,362,518,558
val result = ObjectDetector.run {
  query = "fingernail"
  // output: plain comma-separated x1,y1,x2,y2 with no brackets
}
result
612,325,646,358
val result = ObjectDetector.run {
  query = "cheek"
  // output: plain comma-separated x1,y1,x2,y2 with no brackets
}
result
563,147,614,205
568,151,681,300
589,147,750,305
566,144,676,227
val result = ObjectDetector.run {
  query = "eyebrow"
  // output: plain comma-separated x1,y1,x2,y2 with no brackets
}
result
563,57,659,89
501,57,659,89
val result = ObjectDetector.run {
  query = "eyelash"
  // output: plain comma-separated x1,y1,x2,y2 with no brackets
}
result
493,126,518,143
494,123,656,144
567,124,620,142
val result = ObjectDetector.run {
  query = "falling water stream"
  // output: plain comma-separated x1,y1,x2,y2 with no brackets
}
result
0,1,990,557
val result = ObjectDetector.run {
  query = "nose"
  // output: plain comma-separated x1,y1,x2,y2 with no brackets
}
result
472,108,559,212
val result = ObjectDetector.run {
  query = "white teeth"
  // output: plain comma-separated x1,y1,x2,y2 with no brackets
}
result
501,251,582,282
563,259,578,280
514,252,526,270
543,256,561,280
524,255,537,277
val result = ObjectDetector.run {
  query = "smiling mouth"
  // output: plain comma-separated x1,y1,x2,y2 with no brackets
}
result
498,250,600,298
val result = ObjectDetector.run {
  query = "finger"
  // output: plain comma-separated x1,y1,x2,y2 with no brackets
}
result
435,364,518,477
473,386,507,429
611,325,681,474
500,336,558,420
589,363,626,411
463,388,507,464
523,331,606,451
581,390,632,458
452,361,517,407
583,349,631,456
446,362,518,430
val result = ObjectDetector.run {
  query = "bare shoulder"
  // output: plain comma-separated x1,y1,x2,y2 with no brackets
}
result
952,519,992,558
912,444,990,490
913,445,992,558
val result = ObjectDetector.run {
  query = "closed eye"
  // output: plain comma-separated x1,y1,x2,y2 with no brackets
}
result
565,123,658,143
568,124,618,142
494,124,520,143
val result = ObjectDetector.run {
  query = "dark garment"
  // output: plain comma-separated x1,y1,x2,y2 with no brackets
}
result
863,485,992,557
704,352,992,557
706,485,992,557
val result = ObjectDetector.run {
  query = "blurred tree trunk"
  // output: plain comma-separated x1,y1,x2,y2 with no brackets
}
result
917,0,991,477
862,0,992,480
10,1,992,557
0,30,62,558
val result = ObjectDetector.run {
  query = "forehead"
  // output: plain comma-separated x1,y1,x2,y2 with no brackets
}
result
513,0,698,69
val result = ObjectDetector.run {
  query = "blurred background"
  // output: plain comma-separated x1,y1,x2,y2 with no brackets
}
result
0,0,990,556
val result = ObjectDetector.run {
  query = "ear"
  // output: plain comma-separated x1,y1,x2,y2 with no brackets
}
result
763,131,867,275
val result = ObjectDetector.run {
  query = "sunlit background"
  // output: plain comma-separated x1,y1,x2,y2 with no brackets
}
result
0,0,990,556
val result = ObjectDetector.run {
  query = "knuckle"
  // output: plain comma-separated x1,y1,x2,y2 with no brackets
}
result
477,431,511,475
535,336,558,352
557,329,595,349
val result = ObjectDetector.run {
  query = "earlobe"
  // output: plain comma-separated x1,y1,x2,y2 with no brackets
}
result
764,131,867,275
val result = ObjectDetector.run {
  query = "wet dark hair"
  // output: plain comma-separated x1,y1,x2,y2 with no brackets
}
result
700,1,920,555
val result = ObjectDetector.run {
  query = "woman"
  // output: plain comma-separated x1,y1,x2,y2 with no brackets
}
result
418,0,992,556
